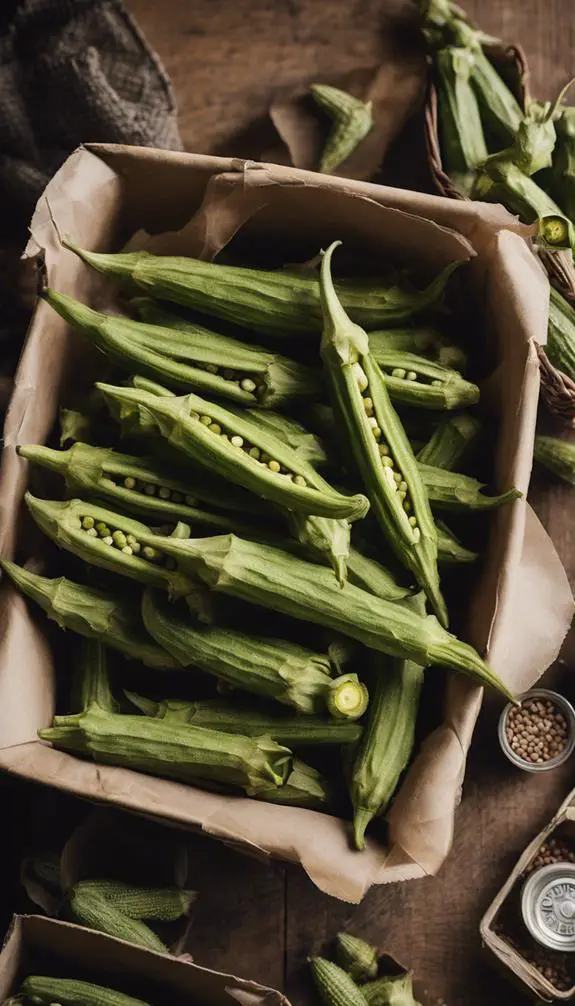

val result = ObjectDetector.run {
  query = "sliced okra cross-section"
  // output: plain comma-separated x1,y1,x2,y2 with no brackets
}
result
97,382,369,522
318,240,448,628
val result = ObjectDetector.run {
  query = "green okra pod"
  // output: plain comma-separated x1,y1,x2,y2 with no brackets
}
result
318,240,447,627
346,547,414,603
482,84,574,178
20,976,150,1006
435,46,488,190
286,511,350,585
141,589,335,714
552,104,575,222
24,496,211,624
335,932,379,982
97,382,369,521
546,285,575,380
72,879,195,920
241,407,329,467
419,462,521,510
436,521,478,563
373,349,479,410
67,885,169,953
368,326,467,372
362,972,421,1005
0,561,178,670
126,693,362,744
416,412,481,469
309,957,370,1006
18,441,260,533
41,707,293,796
310,83,373,174
44,288,319,408
138,532,514,699
66,240,461,336
464,45,523,145
534,434,575,483
351,648,424,850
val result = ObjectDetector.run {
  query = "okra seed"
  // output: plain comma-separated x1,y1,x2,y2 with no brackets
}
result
393,471,402,484
409,515,418,527
379,444,390,456
144,484,156,496
372,427,382,441
126,534,137,545
122,546,133,555
399,480,408,492
431,380,443,387
363,397,374,416
230,435,244,448
184,495,196,505
368,416,378,429
208,423,222,435
260,453,270,464
391,368,406,379
200,415,212,426
86,527,98,537
189,411,200,420
248,447,260,460
240,378,257,393
82,516,95,529
99,526,112,538
131,542,141,554
95,522,108,534
113,530,127,546
220,433,230,442
123,477,136,490
102,536,114,546
143,546,160,561
352,362,368,392
268,459,281,473
158,487,171,500
397,491,406,502
381,455,394,467
404,500,412,513
205,363,219,374
406,371,418,381
294,474,307,486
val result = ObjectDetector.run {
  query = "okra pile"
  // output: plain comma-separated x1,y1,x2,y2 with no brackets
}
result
4,230,520,852
420,0,575,384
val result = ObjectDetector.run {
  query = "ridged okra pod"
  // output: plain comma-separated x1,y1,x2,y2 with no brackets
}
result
436,521,478,563
318,240,447,627
552,105,575,222
141,589,335,714
139,532,514,699
127,693,362,744
286,511,351,585
0,561,178,670
362,972,421,1005
435,46,488,189
18,441,259,533
534,434,575,484
416,412,481,468
368,327,467,372
72,878,195,920
67,884,169,953
419,462,520,510
464,45,523,145
44,288,319,408
24,494,200,600
309,957,370,1006
41,707,293,796
483,85,575,178
20,976,150,1006
97,382,369,521
310,83,373,174
241,407,329,466
335,932,379,981
350,647,424,850
346,548,414,603
372,349,479,410
546,285,575,380
66,241,461,336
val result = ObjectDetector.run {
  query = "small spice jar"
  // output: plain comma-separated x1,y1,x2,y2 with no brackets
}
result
498,688,575,773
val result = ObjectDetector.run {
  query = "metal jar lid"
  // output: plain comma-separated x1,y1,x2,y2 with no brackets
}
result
498,688,575,773
522,863,575,951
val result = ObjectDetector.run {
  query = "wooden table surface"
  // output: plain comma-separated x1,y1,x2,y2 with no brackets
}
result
11,1,575,1003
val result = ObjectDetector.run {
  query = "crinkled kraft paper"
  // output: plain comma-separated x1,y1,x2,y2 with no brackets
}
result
0,145,572,903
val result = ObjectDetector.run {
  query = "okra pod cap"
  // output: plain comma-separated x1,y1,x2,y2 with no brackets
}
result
335,932,379,982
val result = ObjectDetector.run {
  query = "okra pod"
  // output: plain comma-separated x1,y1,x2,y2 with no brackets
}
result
310,83,373,174
534,434,575,483
546,285,575,380
346,547,414,603
44,288,319,408
286,511,350,585
73,878,195,920
435,46,488,187
336,933,379,982
362,972,421,1005
24,494,200,599
141,532,514,699
241,407,329,467
319,240,447,627
419,462,521,510
97,382,369,521
66,240,461,335
368,327,467,372
373,349,479,409
41,707,293,795
483,84,574,178
436,521,478,563
309,957,370,1006
552,104,575,222
0,561,178,670
416,412,481,468
67,885,169,953
351,648,424,850
467,47,523,145
18,441,260,533
127,693,362,744
141,589,335,714
20,976,150,1006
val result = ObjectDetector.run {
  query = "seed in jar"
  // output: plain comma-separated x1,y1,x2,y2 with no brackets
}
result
505,697,570,764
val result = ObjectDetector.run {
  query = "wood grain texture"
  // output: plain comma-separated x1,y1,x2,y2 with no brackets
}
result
19,1,575,1003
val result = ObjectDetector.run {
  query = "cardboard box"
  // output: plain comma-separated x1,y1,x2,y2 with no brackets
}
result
481,787,575,1002
0,914,292,1005
0,145,572,903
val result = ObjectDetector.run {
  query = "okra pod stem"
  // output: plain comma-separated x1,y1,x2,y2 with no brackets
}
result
66,240,461,335
335,933,379,982
319,240,447,627
0,561,179,669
